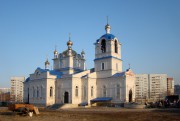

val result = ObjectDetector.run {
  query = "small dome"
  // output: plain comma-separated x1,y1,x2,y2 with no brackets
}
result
101,33,116,40
67,40,73,46
54,50,58,54
105,24,111,29
45,59,50,65
81,50,85,54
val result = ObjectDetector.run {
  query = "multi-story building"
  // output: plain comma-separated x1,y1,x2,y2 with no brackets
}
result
135,74,149,100
167,78,174,95
174,84,180,95
0,88,10,102
10,77,25,102
135,74,168,101
149,74,167,100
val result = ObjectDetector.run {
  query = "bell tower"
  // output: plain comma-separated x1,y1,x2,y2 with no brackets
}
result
94,21,122,77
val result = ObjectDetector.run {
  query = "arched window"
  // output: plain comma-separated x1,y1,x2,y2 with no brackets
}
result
115,40,118,53
101,62,105,70
50,87,53,97
101,39,106,53
84,86,86,99
41,86,43,98
33,87,35,97
103,86,106,97
75,86,78,97
37,87,39,97
91,86,93,97
116,84,120,99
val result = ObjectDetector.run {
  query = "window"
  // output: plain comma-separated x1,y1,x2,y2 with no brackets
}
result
101,39,106,53
84,86,86,99
101,63,105,70
75,86,78,97
103,86,106,97
115,40,118,53
50,87,53,97
116,84,120,99
91,86,93,97
33,87,35,97
37,87,39,97
41,86,43,98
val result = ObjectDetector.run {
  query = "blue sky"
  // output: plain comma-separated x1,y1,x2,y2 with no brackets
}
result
0,0,180,88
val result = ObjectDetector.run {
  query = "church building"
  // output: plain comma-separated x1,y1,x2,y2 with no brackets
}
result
23,22,135,106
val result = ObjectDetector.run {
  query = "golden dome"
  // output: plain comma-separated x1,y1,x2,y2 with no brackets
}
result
54,50,58,54
67,40,73,46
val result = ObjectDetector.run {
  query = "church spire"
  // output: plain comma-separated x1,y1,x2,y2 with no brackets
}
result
54,45,58,59
105,16,111,34
45,56,50,69
67,33,73,49
67,33,73,56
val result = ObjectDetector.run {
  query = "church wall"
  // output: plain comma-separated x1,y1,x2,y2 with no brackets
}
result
23,82,29,103
111,58,122,72
46,78,56,106
56,77,72,104
27,79,47,106
87,77,97,104
125,74,136,102
81,78,88,103
96,76,125,103
72,77,82,104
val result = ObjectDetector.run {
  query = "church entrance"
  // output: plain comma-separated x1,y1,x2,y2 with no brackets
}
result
64,92,69,103
129,89,132,102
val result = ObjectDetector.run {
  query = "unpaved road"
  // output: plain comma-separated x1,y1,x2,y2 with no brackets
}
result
0,107,180,121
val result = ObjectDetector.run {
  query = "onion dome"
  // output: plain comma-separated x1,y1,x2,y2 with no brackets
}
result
67,40,73,46
45,59,50,65
54,49,58,54
105,24,111,30
81,50,85,55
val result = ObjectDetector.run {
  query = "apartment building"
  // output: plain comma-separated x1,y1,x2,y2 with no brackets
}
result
135,74,149,99
167,77,174,95
149,74,167,100
135,74,168,101
10,77,25,102
0,88,10,102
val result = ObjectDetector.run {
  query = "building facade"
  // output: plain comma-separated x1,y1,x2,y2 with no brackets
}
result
149,74,167,100
167,77,174,95
0,88,10,102
10,77,25,102
135,74,168,101
135,74,149,100
174,84,180,96
24,23,136,106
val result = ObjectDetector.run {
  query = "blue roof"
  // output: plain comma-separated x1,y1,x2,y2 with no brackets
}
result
36,67,63,78
113,72,125,77
49,70,63,78
90,97,113,102
96,34,116,43
101,33,116,40
25,77,30,82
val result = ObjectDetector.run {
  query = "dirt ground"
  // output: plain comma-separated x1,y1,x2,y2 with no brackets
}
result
0,107,180,121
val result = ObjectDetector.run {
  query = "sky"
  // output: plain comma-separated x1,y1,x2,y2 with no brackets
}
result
0,0,180,88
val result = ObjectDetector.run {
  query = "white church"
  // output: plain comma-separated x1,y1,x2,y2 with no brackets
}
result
23,22,135,106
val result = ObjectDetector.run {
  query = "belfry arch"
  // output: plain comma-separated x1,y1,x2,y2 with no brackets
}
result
115,40,118,53
101,39,106,53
